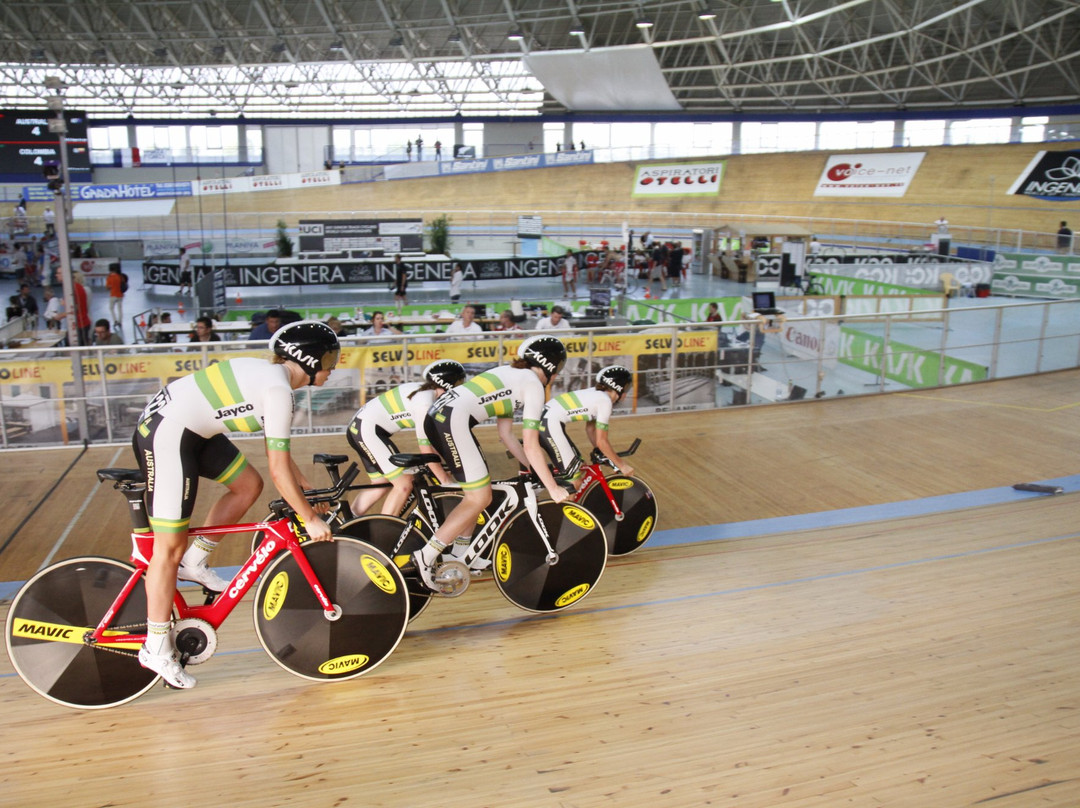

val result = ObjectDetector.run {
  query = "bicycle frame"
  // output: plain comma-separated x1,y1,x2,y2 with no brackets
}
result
570,464,625,521
398,473,560,567
86,516,334,650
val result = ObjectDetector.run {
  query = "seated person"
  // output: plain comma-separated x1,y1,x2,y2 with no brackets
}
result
248,309,283,341
444,304,483,335
190,316,221,343
93,318,123,346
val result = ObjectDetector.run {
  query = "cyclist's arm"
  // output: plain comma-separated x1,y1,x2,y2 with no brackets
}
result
497,417,530,468
593,424,634,477
522,426,568,503
267,444,332,541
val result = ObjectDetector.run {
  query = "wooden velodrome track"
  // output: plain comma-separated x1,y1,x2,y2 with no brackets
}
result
2,371,1079,807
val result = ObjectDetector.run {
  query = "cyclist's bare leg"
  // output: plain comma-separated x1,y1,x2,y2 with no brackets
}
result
180,466,263,578
422,486,491,565
350,485,386,518
381,475,414,517
146,531,189,623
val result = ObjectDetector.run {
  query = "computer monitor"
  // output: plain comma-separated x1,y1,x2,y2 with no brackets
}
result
752,290,774,311
589,286,612,309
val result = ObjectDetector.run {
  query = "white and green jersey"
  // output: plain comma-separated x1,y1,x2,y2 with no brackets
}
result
434,365,546,428
348,382,436,447
141,358,294,447
543,387,614,431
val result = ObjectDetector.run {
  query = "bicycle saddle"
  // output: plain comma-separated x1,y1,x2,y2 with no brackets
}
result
97,468,146,483
313,453,349,466
390,452,444,469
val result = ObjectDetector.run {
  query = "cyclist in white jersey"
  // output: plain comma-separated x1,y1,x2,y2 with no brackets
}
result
131,320,340,689
416,335,568,587
538,365,635,482
345,360,466,517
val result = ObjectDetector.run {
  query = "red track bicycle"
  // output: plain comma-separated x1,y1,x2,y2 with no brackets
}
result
5,464,410,709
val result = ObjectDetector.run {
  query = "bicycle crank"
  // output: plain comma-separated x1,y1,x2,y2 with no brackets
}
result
431,559,470,598
171,618,218,665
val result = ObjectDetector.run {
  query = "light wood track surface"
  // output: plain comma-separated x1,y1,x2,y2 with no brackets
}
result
1,373,1079,807
2,370,1078,580
172,142,1080,233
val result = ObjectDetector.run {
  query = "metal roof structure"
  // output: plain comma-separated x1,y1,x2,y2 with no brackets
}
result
1,0,1079,119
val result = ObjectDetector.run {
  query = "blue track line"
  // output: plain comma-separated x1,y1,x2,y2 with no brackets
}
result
2,478,1077,677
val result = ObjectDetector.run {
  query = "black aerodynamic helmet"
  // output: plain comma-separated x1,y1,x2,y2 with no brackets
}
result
517,334,567,382
423,359,466,390
596,365,632,396
270,320,340,385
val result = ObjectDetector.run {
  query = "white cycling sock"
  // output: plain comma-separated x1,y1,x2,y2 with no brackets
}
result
449,536,472,558
419,538,449,566
180,535,218,569
145,620,172,656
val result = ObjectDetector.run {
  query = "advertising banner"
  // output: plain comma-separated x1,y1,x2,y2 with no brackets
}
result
813,152,925,197
296,219,424,254
838,328,987,387
1006,150,1080,201
631,161,725,198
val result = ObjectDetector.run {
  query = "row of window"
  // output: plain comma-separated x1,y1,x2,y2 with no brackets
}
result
87,116,1066,164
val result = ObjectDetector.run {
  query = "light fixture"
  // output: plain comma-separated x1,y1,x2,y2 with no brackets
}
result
329,41,345,51
698,5,717,20
388,35,404,47
569,21,585,36
447,30,462,42
635,18,653,29
507,29,525,41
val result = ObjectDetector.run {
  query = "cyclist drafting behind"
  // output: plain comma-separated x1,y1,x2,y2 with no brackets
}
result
416,335,569,587
345,360,466,517
131,320,340,689
538,365,635,485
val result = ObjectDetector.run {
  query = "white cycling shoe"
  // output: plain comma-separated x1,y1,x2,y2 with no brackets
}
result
138,647,197,689
177,561,230,592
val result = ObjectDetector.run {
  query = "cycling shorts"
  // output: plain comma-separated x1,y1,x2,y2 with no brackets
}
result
424,407,489,490
132,413,247,534
346,419,403,481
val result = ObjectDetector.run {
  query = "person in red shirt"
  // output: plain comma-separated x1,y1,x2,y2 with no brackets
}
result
73,270,91,345
106,265,125,332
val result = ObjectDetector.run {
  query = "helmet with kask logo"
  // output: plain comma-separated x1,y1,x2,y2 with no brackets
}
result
595,365,632,396
269,320,340,385
517,334,566,382
423,359,466,390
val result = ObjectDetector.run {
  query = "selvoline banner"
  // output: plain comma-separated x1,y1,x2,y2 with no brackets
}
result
814,152,925,197
1006,150,1080,201
632,161,725,198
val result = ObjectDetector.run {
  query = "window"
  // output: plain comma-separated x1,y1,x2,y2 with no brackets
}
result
543,122,564,154
1020,116,1048,144
819,120,893,150
903,120,946,147
949,118,1010,145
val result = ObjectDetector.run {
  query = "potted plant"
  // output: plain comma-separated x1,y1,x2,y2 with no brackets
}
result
276,219,293,257
427,214,451,256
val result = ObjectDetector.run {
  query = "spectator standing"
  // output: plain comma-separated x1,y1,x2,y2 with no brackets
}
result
1057,221,1073,254
43,206,55,236
449,262,464,303
393,254,408,310
434,140,442,161
562,249,578,298
43,286,65,330
106,264,125,331
178,247,192,295
73,270,91,345
415,135,423,160
406,140,413,161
